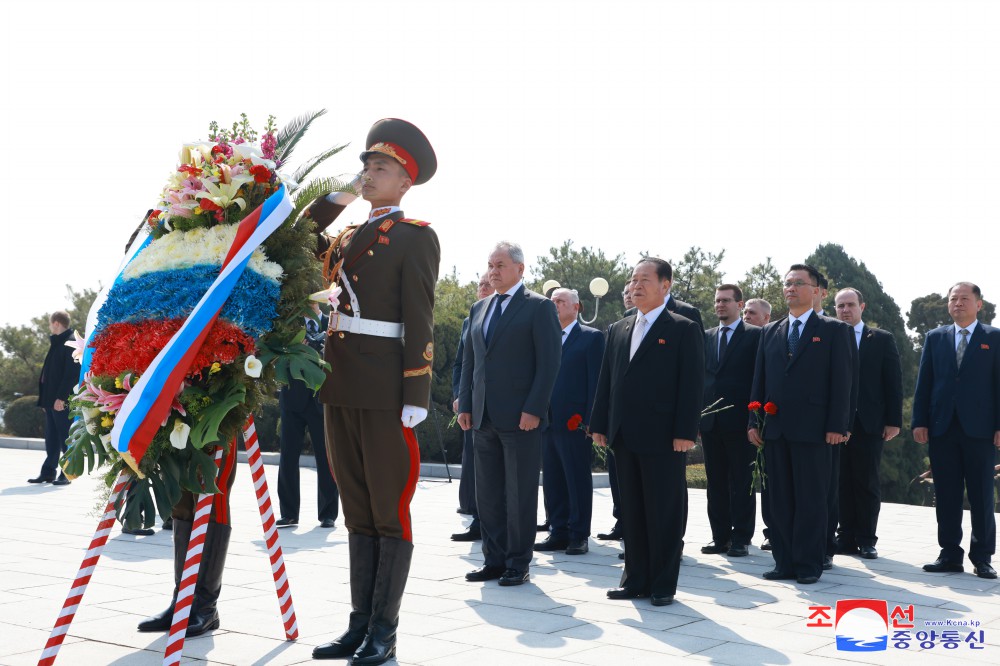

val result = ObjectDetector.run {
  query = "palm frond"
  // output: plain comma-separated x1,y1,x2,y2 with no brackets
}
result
276,109,327,164
291,143,350,184
289,176,356,226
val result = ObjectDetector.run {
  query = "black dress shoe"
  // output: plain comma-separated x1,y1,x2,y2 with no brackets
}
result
28,476,55,484
465,565,505,582
859,546,878,560
162,517,173,531
700,541,731,554
536,521,550,532
923,558,964,573
762,569,796,581
319,518,337,528
275,517,298,527
973,561,997,579
498,568,529,586
606,587,648,600
597,525,624,540
650,594,674,606
534,535,569,551
727,544,749,557
565,539,589,555
835,542,860,555
122,527,155,536
451,527,481,542
822,556,833,570
760,539,772,551
52,475,71,486
797,576,819,585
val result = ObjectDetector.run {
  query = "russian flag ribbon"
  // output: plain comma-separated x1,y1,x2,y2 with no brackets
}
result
111,185,293,474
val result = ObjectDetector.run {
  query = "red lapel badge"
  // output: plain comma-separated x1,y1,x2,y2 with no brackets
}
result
982,344,990,350
378,218,395,232
378,235,390,245
812,337,821,342
658,339,666,345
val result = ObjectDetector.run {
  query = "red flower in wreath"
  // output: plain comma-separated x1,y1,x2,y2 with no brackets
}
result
250,164,271,183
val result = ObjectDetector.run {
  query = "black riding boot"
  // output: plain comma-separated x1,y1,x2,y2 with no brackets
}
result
137,518,192,631
352,537,413,665
186,522,231,636
312,534,379,659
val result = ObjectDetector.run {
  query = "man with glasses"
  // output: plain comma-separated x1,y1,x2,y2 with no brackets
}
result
748,265,855,584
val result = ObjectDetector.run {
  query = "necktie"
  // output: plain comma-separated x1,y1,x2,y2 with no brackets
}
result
562,330,568,346
787,319,801,358
629,315,648,360
957,328,969,366
484,293,509,345
718,325,730,363
306,318,318,335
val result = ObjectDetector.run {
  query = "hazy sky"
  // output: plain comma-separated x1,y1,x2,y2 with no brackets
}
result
3,0,999,329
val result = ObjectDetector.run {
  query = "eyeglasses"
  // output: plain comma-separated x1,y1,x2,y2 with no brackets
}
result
783,280,816,288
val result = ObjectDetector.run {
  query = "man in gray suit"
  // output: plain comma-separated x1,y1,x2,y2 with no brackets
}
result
458,241,562,587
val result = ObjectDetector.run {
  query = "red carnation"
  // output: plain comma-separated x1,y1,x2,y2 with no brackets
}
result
250,164,271,183
199,198,223,212
748,401,762,412
178,164,202,176
763,402,778,415
567,414,584,431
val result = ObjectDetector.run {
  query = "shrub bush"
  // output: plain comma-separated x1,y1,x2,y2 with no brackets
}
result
3,395,45,437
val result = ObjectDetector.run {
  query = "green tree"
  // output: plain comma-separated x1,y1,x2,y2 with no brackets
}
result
668,247,726,326
739,257,788,321
531,241,633,331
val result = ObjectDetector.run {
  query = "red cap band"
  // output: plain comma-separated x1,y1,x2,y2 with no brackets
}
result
366,141,419,182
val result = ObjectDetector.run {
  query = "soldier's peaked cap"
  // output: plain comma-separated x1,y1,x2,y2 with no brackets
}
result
360,118,437,185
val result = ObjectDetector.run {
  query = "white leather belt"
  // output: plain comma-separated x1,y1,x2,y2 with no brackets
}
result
329,312,404,339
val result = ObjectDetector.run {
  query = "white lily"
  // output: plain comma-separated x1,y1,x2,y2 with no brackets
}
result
83,407,101,421
169,420,191,450
179,142,214,167
65,330,87,363
199,176,254,211
310,285,343,307
233,143,264,162
244,354,263,378
86,420,98,435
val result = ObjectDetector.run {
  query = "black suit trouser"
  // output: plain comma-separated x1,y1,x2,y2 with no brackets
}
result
542,428,594,541
837,425,883,548
458,429,478,519
278,397,339,522
702,429,757,546
826,444,841,556
41,407,71,479
928,418,997,564
607,449,621,523
474,420,542,571
765,436,831,579
614,440,687,597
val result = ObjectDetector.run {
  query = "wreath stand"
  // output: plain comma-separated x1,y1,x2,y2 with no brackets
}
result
37,416,297,666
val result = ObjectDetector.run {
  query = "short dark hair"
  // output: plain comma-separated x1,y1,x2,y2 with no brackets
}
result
948,281,982,300
716,283,743,302
50,311,70,327
787,264,821,286
836,287,864,305
816,273,829,290
636,257,672,282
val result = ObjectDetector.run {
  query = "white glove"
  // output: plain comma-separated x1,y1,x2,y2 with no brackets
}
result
325,172,364,206
401,405,428,428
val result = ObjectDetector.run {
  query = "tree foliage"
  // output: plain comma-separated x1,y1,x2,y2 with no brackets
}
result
668,247,725,327
738,257,788,321
531,241,633,331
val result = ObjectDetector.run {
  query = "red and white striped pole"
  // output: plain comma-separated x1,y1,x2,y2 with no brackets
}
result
243,415,299,640
37,471,132,666
161,447,223,666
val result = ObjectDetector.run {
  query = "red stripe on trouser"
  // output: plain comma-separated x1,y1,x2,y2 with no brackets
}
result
398,426,421,542
213,439,237,524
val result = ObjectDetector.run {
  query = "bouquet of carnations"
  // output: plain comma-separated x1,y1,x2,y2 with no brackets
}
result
61,111,352,527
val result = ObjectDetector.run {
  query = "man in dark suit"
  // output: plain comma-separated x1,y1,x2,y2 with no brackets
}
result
743,299,772,328
451,276,494,542
666,291,703,329
748,264,855,584
535,288,605,555
833,288,902,560
591,258,704,606
700,284,761,558
458,242,562,587
913,282,1000,580
31,310,78,485
276,307,339,528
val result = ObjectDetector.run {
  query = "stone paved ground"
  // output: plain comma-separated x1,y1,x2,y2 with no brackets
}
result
1,446,998,665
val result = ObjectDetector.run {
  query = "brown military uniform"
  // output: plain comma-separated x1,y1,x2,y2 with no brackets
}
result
315,207,440,541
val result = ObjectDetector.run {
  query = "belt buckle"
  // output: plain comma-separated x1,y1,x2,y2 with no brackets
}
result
328,312,342,334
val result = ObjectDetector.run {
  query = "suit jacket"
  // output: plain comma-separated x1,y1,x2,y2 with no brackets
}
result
749,311,855,442
701,320,761,433
667,295,704,330
912,322,1000,439
37,329,78,407
452,317,470,400
548,323,605,429
591,309,704,453
458,285,562,430
854,325,903,435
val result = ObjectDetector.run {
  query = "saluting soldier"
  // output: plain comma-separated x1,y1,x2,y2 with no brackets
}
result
306,118,440,665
